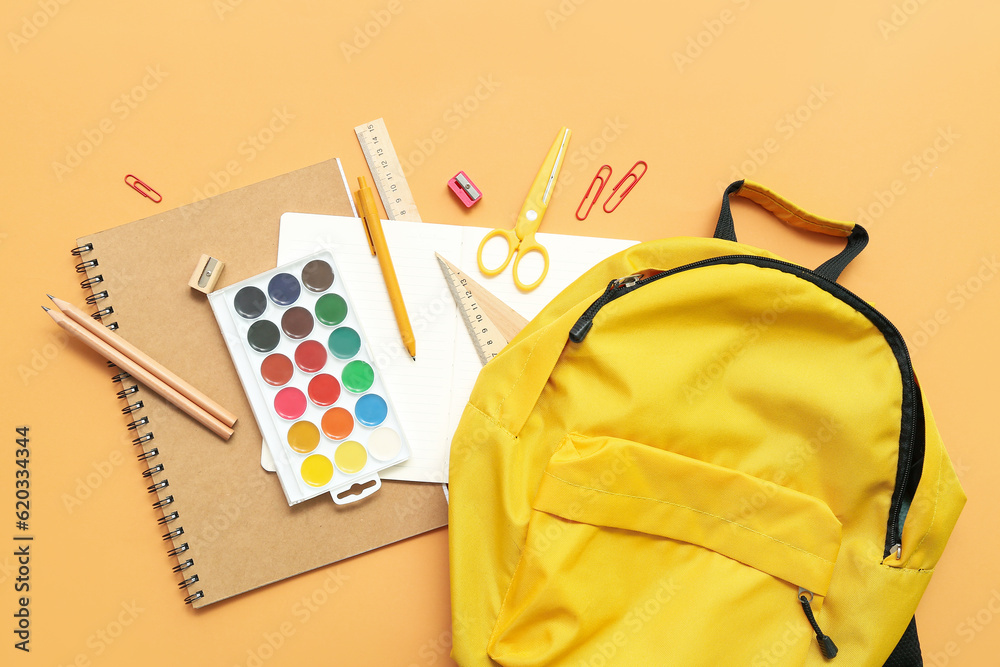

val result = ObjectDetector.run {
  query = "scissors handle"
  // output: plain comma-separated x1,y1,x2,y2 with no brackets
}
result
511,235,549,292
477,227,518,276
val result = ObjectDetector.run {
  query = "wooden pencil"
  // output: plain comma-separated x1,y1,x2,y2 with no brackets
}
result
44,305,234,441
48,294,238,428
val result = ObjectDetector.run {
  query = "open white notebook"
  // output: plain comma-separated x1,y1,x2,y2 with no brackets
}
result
277,213,636,483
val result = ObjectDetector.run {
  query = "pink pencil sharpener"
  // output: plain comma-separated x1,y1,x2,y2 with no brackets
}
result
448,171,482,208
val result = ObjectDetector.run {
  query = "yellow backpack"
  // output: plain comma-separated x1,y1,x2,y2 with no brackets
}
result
448,180,965,666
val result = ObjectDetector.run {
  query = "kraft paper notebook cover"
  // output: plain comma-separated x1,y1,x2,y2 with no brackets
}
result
72,159,448,607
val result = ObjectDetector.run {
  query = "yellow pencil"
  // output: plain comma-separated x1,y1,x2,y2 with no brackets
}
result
355,176,416,360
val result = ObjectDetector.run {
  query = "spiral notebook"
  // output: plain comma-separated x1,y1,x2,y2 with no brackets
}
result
71,159,448,607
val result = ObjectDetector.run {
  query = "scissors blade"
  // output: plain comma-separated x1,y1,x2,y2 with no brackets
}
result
541,128,571,205
515,126,572,237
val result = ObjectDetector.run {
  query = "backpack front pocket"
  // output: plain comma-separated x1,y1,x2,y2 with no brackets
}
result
487,433,843,666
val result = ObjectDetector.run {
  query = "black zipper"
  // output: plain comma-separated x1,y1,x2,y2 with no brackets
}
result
569,254,922,559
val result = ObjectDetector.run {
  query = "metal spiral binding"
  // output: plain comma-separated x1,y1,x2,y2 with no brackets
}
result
127,416,149,430
74,242,203,606
156,510,178,525
137,448,159,462
132,432,153,446
141,464,165,478
183,590,204,604
162,527,184,540
166,543,188,558
172,559,194,573
86,290,108,305
117,385,138,399
151,495,173,510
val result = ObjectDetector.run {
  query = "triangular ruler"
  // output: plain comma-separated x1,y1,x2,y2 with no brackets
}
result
435,253,528,365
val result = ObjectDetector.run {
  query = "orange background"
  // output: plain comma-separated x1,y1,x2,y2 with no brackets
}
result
1,1,997,665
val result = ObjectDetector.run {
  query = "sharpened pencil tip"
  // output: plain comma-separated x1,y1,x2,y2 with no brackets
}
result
42,306,50,311
46,294,55,300
411,355,416,361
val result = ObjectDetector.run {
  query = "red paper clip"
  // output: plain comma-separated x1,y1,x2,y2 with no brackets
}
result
603,160,647,213
124,174,162,203
576,164,612,221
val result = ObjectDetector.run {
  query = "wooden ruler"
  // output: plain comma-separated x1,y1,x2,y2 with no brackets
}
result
436,253,528,365
354,118,423,222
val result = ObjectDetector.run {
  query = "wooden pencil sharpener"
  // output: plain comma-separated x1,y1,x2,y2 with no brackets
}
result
189,254,225,294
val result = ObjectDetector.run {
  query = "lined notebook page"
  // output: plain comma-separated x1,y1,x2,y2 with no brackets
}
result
278,213,636,482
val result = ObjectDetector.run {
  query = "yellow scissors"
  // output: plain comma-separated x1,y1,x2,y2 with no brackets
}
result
477,127,572,291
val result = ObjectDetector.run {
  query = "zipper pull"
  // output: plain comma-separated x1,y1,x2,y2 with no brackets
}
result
614,272,645,288
798,589,838,660
569,274,646,343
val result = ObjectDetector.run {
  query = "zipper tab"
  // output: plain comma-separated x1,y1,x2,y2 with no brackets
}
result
614,272,645,288
798,589,838,660
890,543,902,560
570,276,635,343
568,316,595,344
569,272,660,343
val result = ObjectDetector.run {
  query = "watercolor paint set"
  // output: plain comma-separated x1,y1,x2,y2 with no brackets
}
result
209,250,410,505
